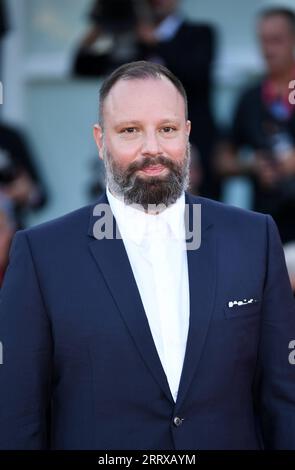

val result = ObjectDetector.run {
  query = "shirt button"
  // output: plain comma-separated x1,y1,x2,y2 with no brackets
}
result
173,416,184,427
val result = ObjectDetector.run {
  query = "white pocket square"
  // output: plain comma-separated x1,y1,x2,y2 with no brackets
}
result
228,298,258,308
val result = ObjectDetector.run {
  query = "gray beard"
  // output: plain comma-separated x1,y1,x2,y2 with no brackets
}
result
103,143,191,211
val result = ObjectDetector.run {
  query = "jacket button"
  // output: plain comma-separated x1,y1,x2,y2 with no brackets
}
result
173,416,184,427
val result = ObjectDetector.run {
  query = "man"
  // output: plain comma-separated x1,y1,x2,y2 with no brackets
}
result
216,7,295,244
0,121,48,228
0,61,295,450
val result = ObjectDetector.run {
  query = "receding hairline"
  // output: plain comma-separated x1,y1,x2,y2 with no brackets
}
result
98,61,188,126
102,75,187,118
258,7,295,34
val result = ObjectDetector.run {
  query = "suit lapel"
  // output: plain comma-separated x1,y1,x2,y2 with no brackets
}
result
174,193,217,410
88,192,174,404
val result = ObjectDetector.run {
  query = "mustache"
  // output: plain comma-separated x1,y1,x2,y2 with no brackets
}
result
125,155,179,177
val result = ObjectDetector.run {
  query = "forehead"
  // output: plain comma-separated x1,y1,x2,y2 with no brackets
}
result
102,77,186,124
259,15,293,35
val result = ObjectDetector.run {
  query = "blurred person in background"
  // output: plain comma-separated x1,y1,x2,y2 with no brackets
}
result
0,121,48,229
0,194,15,287
74,0,217,198
73,0,139,75
215,7,295,244
0,0,47,227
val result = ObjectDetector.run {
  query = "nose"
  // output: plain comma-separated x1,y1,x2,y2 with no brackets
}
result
141,130,162,156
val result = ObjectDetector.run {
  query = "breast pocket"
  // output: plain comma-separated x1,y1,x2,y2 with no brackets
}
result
223,301,261,319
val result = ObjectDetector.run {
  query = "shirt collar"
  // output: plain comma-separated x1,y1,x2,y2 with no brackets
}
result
106,187,185,245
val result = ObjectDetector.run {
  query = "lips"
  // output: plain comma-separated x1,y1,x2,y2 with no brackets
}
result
140,164,167,175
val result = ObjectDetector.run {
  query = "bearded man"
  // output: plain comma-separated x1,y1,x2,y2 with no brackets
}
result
0,61,295,450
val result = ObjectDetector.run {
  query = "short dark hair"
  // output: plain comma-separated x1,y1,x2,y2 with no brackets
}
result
98,61,188,126
259,7,295,34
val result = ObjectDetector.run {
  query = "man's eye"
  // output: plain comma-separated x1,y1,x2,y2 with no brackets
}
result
121,127,138,134
161,127,176,133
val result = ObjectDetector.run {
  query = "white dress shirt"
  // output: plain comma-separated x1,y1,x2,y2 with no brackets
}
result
106,188,190,402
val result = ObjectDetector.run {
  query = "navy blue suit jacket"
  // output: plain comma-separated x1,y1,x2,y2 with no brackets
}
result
0,191,295,449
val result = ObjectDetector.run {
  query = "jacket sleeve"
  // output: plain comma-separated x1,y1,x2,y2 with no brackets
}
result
254,215,295,449
0,230,53,449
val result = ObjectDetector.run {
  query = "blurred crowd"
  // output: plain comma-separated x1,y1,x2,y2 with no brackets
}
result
1,0,295,293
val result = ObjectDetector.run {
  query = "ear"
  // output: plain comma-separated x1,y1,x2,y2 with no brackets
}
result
93,123,104,160
185,120,191,138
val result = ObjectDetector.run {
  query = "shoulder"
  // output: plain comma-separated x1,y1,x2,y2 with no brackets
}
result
193,196,275,260
18,203,94,246
189,193,268,233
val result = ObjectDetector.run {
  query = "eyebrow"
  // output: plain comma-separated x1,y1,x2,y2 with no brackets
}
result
114,119,182,128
